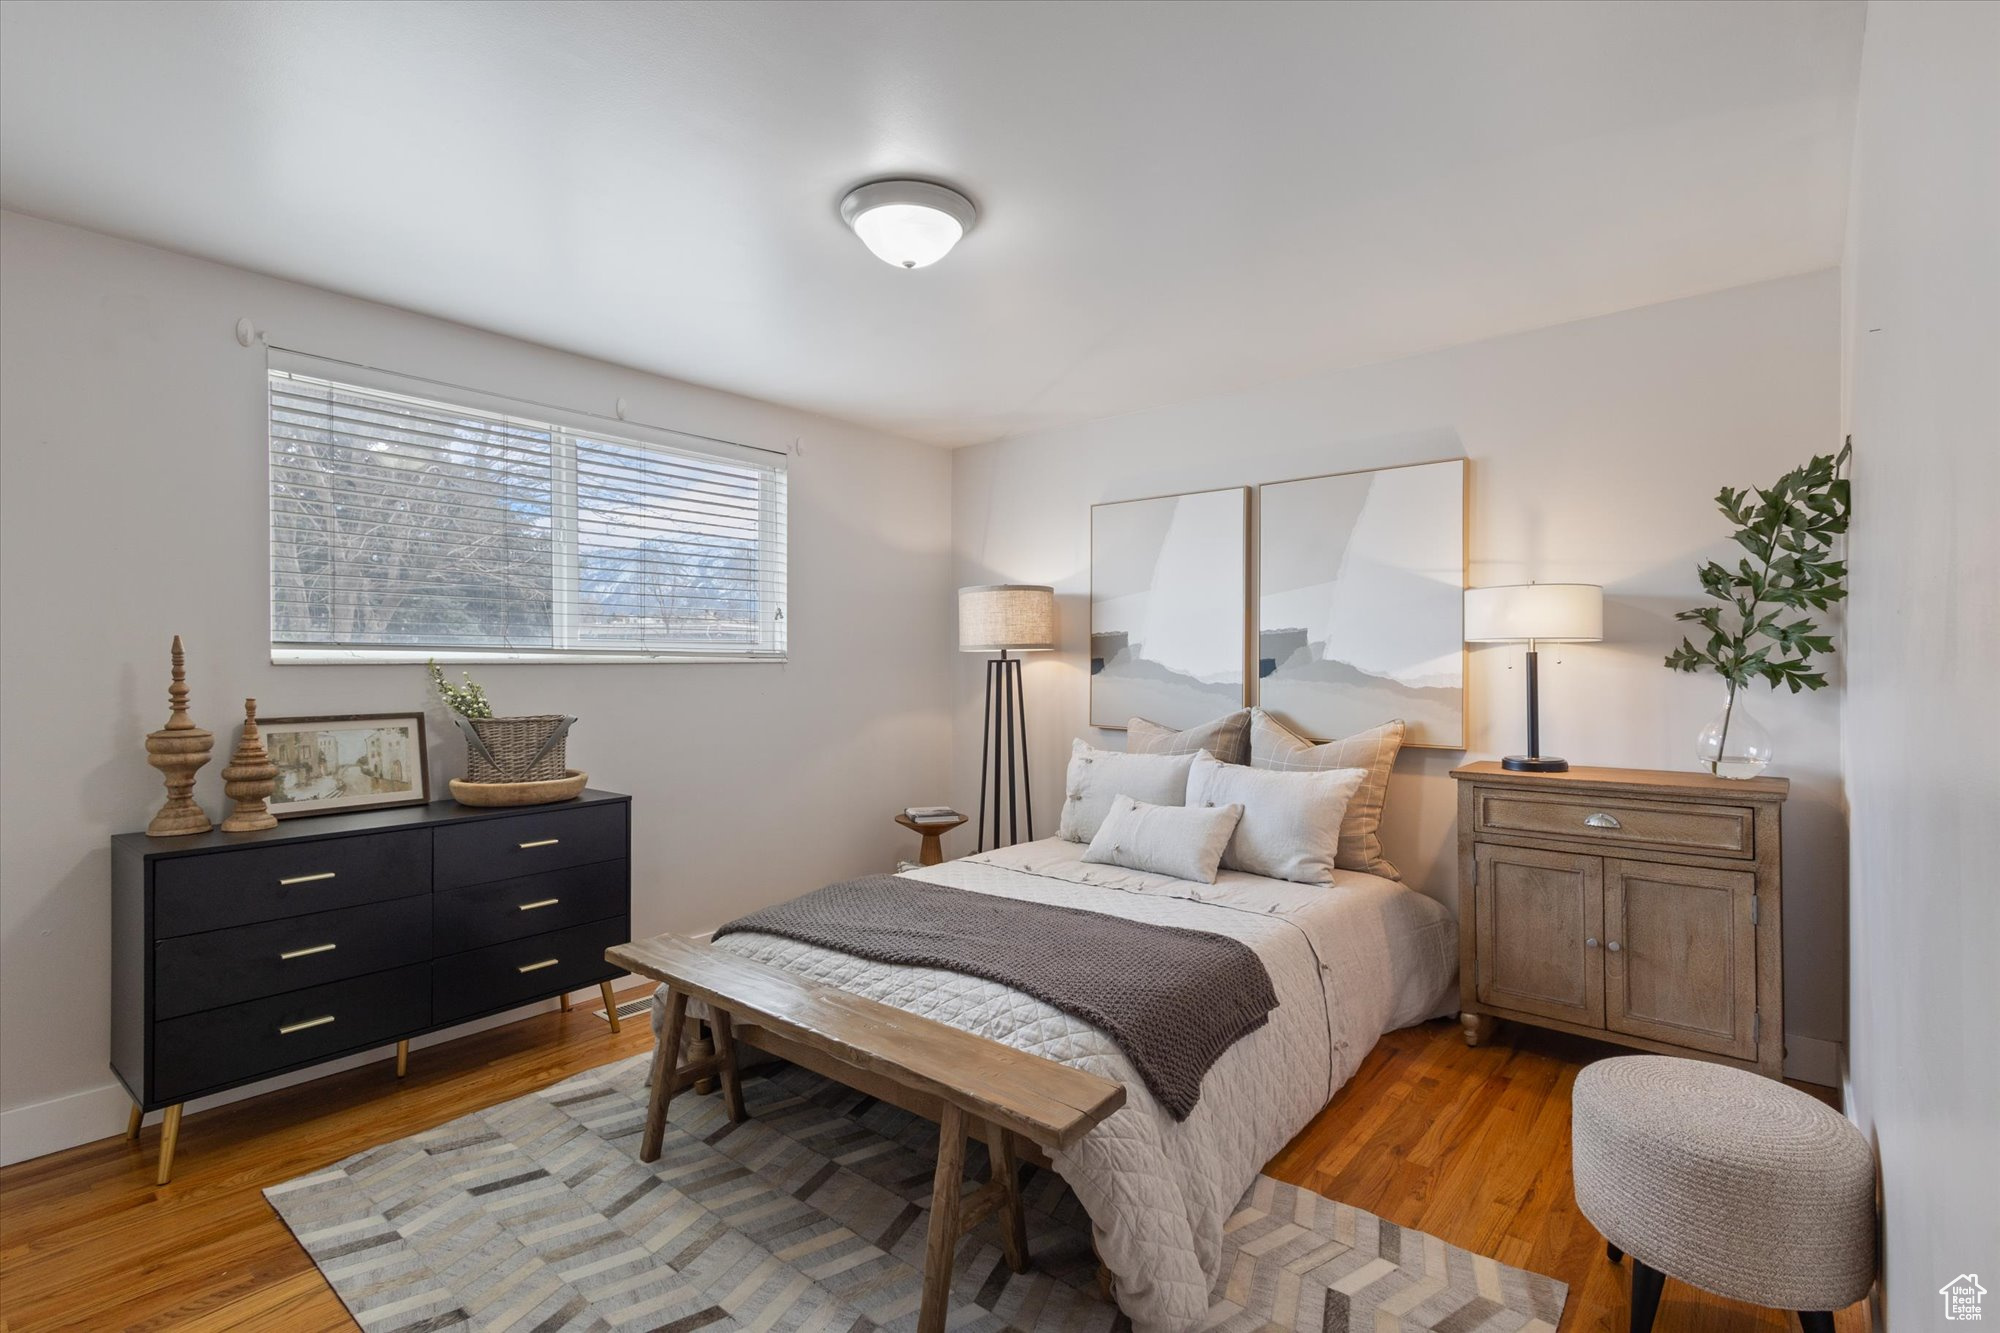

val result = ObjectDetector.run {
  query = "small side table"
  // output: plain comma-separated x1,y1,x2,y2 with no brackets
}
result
896,813,968,866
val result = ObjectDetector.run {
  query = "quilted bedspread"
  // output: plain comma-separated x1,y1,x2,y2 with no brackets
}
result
655,838,1457,1333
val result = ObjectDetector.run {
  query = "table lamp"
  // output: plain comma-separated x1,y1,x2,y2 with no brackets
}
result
959,585,1055,848
1463,583,1603,772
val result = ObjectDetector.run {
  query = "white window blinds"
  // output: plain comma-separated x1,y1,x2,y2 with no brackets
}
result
269,362,788,662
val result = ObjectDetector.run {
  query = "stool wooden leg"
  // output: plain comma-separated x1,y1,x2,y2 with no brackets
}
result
155,1104,183,1186
918,1104,968,1333
642,989,689,1163
711,1010,747,1123
1797,1314,1835,1333
126,1102,143,1141
985,1123,1029,1274
1629,1260,1665,1333
600,981,622,1033
395,1039,409,1079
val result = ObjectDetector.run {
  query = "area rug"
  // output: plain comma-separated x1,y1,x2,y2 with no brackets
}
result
266,1055,1567,1333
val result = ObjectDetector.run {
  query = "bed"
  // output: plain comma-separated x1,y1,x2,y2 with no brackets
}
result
652,835,1456,1333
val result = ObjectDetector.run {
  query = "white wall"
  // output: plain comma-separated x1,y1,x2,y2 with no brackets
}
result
0,210,955,1163
952,271,1848,1079
1840,1,2000,1322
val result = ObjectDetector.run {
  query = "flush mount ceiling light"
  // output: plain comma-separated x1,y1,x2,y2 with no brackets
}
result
839,179,977,269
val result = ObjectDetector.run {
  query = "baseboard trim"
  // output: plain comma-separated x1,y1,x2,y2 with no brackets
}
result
1783,1032,1843,1088
0,974,645,1168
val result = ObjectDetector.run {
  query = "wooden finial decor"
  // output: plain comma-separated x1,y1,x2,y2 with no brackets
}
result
144,636,214,837
220,698,280,833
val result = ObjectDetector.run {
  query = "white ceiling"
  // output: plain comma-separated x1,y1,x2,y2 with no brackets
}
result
0,1,1863,446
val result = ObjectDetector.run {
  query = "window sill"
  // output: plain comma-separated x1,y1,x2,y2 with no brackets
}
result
272,647,787,666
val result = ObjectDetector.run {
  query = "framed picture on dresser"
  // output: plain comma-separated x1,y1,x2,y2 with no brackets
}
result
1089,486,1250,730
1257,458,1467,748
261,712,431,818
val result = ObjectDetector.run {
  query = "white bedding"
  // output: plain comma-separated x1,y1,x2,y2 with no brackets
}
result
663,838,1456,1333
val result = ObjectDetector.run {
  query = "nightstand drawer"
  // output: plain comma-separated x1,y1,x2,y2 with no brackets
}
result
1474,792,1755,858
434,861,630,955
434,803,626,889
154,894,433,1020
155,829,432,937
153,963,429,1102
431,915,628,1024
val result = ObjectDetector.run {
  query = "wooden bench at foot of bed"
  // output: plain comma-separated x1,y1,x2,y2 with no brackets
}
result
605,935,1127,1333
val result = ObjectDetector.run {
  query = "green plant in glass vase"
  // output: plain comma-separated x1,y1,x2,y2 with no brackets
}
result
1664,440,1850,777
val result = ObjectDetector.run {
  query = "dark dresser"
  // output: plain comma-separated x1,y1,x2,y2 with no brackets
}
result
112,790,631,1183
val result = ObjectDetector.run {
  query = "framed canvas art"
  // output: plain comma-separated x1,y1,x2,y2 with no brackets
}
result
1090,487,1250,730
1257,458,1466,748
262,712,431,818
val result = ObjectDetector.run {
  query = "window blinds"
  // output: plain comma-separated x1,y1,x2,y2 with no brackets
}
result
269,365,788,661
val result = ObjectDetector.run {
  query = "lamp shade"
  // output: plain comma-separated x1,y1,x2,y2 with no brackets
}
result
958,585,1055,652
1464,583,1603,643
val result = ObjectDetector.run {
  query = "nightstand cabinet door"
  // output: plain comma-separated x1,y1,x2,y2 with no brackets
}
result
1604,858,1758,1059
1474,844,1604,1026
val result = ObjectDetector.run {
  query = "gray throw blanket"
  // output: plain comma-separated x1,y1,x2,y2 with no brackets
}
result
714,875,1278,1120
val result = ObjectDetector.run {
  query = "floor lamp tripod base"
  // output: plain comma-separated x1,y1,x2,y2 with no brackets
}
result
976,652,1033,852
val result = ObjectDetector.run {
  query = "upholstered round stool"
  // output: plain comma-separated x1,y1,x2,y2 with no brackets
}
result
1572,1055,1875,1333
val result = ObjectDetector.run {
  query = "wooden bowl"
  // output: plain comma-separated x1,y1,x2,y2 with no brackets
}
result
449,769,588,807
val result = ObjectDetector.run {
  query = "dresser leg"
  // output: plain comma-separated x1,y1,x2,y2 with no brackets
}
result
126,1102,143,1141
1460,1012,1498,1047
559,991,573,1012
600,981,622,1033
395,1039,409,1079
155,1104,183,1186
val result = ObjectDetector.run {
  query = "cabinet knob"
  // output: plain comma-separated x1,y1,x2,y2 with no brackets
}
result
1606,940,1622,953
1584,812,1621,829
1585,937,1599,949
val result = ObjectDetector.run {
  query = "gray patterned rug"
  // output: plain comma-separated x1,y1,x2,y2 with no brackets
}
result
266,1054,1567,1333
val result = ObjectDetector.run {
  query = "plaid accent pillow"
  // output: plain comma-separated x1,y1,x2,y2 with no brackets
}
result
1125,710,1252,765
1248,710,1404,880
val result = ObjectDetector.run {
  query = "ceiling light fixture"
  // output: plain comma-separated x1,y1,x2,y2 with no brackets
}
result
839,179,977,270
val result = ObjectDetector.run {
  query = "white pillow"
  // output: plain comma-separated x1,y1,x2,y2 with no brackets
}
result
1082,796,1244,883
1186,753,1366,885
1057,740,1197,842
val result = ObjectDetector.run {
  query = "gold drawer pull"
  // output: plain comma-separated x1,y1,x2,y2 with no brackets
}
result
1584,812,1622,829
279,1015,336,1035
279,943,337,960
518,898,560,911
517,958,560,974
279,871,338,886
518,838,560,849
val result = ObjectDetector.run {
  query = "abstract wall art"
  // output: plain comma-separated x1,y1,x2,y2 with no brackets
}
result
1257,458,1466,748
1090,487,1250,730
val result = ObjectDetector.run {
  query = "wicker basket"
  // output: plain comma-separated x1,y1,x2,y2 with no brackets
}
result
460,714,573,784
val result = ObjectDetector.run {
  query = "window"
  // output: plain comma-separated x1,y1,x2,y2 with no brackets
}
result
269,361,788,662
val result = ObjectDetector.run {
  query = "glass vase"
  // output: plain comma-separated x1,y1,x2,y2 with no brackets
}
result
1696,685,1773,779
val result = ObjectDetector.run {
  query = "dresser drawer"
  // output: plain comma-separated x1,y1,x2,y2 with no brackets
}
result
154,829,432,937
153,963,429,1102
1474,791,1755,858
434,861,630,955
154,895,432,1020
434,802,626,889
431,915,628,1024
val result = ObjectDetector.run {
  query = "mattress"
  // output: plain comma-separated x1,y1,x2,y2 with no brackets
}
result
673,838,1457,1333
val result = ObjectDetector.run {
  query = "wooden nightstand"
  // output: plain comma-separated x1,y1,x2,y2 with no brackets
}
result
1451,762,1788,1079
896,813,968,866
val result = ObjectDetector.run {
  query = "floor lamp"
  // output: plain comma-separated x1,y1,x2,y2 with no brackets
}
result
959,585,1055,850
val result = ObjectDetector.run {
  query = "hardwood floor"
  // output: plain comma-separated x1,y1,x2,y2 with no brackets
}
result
0,997,1866,1332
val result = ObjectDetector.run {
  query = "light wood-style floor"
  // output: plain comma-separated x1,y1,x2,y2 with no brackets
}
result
0,993,1866,1333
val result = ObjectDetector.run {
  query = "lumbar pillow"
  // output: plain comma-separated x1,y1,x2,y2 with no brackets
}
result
1248,710,1405,879
1125,710,1252,766
1081,795,1244,883
1057,740,1198,842
1187,752,1366,886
